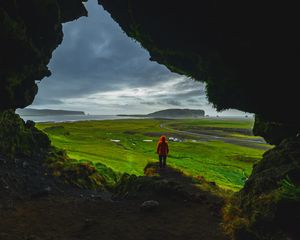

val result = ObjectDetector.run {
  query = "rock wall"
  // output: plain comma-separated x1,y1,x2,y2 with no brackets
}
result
99,0,300,143
1,0,299,142
0,0,87,110
234,137,300,239
0,110,50,159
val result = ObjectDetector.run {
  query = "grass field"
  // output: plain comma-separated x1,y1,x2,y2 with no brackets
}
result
37,118,271,191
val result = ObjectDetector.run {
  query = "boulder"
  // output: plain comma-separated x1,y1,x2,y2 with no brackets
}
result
235,136,300,239
140,200,160,211
0,110,51,159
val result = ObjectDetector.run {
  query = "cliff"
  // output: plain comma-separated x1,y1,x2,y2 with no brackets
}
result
148,109,204,118
118,108,205,118
17,108,85,116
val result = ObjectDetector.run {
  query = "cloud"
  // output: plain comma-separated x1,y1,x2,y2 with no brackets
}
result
30,0,247,117
31,98,64,106
164,99,182,106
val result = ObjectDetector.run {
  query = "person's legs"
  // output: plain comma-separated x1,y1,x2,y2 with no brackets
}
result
163,156,167,167
159,155,163,168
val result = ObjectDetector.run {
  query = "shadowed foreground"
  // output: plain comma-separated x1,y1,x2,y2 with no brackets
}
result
0,158,228,240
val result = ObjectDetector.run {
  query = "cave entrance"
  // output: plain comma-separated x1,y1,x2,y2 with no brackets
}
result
30,0,225,117
18,0,271,191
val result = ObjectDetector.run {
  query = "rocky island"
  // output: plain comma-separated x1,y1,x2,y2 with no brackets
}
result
118,108,205,118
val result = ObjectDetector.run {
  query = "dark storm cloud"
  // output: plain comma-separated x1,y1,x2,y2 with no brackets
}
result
35,0,178,100
164,99,182,106
30,0,246,116
31,98,64,106
140,101,158,106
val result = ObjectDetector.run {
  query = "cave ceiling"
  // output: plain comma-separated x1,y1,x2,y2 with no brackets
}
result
1,0,299,128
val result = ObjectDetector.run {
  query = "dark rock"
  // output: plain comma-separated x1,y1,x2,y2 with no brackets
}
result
0,110,51,159
24,235,42,240
30,186,51,199
237,137,300,239
147,108,205,118
193,193,207,203
253,115,300,145
209,181,216,187
0,0,299,140
0,0,87,110
25,120,35,129
140,200,160,211
84,218,91,224
22,161,29,168
99,0,300,132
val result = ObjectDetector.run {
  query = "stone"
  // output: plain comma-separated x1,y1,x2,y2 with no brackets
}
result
237,136,300,239
22,161,29,168
140,200,160,211
25,120,36,129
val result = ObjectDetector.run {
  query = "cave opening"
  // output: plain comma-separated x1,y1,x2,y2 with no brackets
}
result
26,0,245,118
16,0,268,192
1,1,300,239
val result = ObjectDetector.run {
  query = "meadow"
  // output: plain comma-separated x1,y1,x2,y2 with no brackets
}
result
37,118,271,191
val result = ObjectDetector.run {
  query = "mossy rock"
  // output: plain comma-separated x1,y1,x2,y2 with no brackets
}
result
232,137,300,239
0,110,50,159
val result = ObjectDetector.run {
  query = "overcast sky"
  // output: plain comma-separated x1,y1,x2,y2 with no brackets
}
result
31,0,248,116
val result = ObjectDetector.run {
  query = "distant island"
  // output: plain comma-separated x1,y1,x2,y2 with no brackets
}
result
118,108,205,119
16,108,85,116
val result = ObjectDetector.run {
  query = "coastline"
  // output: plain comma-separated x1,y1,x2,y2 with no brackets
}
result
19,114,253,123
19,115,144,123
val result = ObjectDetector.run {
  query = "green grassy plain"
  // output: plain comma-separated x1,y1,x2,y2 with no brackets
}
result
37,118,270,191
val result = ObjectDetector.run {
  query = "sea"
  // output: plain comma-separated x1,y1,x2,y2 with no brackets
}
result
19,114,253,123
19,114,143,123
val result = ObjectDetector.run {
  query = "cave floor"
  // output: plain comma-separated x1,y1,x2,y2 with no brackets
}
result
0,155,228,240
0,193,228,240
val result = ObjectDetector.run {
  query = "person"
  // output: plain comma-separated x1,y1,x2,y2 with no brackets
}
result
156,135,169,168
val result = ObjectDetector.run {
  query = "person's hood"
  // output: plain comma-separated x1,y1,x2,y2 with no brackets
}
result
159,135,166,142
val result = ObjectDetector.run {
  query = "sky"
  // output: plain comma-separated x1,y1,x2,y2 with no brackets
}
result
30,0,248,117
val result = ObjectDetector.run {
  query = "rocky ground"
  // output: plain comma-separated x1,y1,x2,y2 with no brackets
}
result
0,155,229,240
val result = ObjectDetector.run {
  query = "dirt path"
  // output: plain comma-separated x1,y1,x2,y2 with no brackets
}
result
160,123,271,150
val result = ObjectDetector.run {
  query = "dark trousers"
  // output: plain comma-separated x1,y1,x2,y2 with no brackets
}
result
159,155,167,168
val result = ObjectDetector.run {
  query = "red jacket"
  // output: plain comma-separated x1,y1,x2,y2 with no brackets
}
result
156,135,169,156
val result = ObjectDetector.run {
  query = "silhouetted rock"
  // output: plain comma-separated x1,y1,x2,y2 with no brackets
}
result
0,0,87,110
235,136,300,239
148,109,205,118
0,110,51,159
140,200,159,211
253,115,300,145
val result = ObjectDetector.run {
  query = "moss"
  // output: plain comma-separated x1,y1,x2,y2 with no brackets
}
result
278,177,300,202
218,136,300,239
45,147,120,190
0,110,50,159
0,111,119,190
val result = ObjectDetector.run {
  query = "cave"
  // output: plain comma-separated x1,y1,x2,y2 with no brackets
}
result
1,1,300,239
